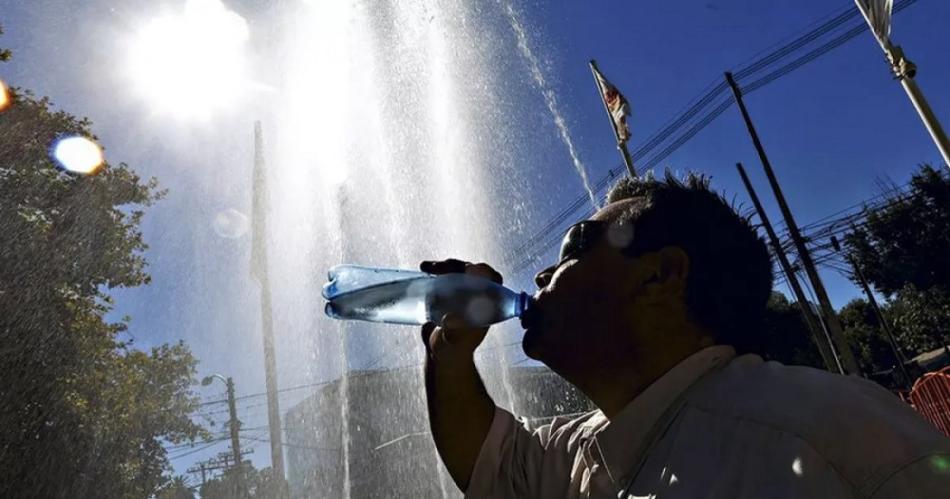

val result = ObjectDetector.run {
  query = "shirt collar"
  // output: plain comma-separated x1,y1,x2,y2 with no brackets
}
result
583,345,736,485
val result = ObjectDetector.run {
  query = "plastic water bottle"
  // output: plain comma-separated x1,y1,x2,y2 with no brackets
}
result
322,264,531,327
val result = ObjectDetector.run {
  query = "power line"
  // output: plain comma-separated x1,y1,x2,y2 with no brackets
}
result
168,436,232,460
505,0,921,276
769,170,949,288
242,435,340,453
196,378,337,410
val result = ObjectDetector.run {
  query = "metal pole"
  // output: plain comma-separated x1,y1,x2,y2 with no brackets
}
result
853,0,950,169
589,59,637,178
737,163,841,373
831,235,912,388
725,72,862,376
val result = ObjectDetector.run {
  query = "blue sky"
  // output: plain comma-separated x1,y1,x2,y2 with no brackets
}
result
2,0,948,482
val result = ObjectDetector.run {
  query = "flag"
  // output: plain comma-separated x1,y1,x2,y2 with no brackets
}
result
859,0,893,42
590,61,632,144
250,121,268,283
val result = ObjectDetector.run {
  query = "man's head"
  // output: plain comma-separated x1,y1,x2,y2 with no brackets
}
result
523,171,772,384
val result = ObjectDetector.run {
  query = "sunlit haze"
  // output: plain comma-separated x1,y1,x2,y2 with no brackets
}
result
125,0,250,121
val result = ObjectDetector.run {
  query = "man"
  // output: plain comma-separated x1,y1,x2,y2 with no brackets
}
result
420,173,950,498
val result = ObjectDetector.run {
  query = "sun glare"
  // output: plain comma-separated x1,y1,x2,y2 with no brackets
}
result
52,136,105,175
0,79,11,112
126,0,250,121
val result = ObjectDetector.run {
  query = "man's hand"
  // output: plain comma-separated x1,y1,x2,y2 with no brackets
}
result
419,259,504,360
419,258,502,492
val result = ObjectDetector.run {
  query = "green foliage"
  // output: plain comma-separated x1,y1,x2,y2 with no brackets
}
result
0,89,203,497
845,165,950,296
887,284,950,355
760,293,825,368
199,465,287,499
839,298,899,374
1,24,12,62
156,476,196,499
842,164,950,361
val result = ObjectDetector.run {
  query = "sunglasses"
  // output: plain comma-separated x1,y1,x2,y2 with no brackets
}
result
557,220,610,264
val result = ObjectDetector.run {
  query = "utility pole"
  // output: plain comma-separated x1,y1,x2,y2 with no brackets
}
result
736,163,841,373
188,449,255,493
853,0,950,169
250,121,286,481
225,377,243,476
725,72,861,375
201,374,246,496
830,235,912,388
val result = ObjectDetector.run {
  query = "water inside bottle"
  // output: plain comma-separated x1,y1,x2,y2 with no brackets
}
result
325,278,432,325
324,269,524,326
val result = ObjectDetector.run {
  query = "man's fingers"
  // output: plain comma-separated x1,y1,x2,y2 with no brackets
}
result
440,312,469,330
466,262,503,285
420,259,504,285
419,313,491,356
421,322,436,355
420,259,467,275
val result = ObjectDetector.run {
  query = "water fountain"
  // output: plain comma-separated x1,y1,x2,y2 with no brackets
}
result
265,1,592,496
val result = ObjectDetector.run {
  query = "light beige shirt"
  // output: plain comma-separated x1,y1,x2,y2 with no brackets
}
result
466,346,950,498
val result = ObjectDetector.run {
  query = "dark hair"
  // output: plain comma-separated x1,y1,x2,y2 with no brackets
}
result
606,170,773,354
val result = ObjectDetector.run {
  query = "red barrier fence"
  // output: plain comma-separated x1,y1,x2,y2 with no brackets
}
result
908,366,950,437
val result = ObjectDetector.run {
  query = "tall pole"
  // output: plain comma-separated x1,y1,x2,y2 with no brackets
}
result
737,163,841,373
225,377,243,478
251,122,286,480
589,59,637,178
830,236,912,388
725,72,862,375
854,1,950,169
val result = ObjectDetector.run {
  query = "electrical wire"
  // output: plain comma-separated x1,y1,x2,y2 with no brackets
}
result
504,0,921,276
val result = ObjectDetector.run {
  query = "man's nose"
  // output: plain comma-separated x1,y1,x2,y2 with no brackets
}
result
534,265,555,289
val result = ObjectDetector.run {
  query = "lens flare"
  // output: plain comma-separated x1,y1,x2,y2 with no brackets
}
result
212,208,249,239
126,0,250,120
0,79,11,112
52,136,104,174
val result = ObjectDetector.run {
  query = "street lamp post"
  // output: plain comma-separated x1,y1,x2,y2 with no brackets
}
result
202,374,244,495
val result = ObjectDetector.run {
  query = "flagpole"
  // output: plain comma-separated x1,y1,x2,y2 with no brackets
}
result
854,0,950,169
589,59,637,178
251,121,287,484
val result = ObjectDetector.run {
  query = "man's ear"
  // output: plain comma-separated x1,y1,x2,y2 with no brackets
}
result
636,246,689,294
656,246,689,284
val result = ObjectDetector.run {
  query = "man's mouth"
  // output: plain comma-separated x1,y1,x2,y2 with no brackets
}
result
519,295,544,330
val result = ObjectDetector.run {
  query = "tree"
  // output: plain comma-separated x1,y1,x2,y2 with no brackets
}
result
0,46,205,496
886,284,950,355
156,476,196,499
845,165,950,296
844,164,950,358
759,293,825,368
200,465,286,499
0,25,12,62
838,299,899,375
